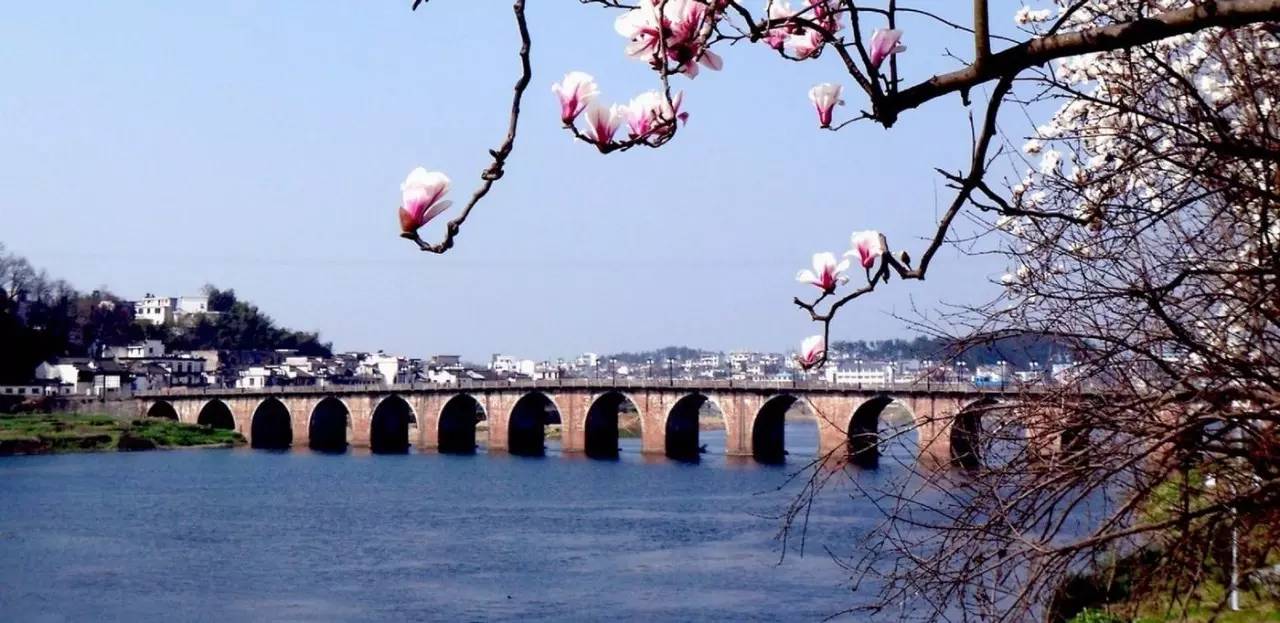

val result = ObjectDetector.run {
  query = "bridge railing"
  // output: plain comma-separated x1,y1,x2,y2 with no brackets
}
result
132,377,1042,400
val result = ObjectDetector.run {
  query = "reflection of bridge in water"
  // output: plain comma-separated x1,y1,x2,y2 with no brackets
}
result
136,380,1054,467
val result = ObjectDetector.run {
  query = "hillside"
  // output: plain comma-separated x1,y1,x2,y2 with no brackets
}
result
0,244,331,383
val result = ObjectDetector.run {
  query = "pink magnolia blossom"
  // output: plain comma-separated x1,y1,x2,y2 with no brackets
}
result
615,0,723,78
763,0,797,49
583,102,624,145
789,30,826,59
552,71,599,125
764,1,838,58
624,90,687,139
808,83,843,128
868,28,906,68
846,230,887,269
399,167,452,234
797,335,826,369
796,251,850,293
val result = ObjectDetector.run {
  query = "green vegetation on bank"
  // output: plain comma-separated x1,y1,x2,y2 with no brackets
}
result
1067,586,1280,623
0,414,245,455
1059,471,1280,623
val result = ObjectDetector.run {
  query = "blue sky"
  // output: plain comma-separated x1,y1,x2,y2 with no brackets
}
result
0,2,1022,360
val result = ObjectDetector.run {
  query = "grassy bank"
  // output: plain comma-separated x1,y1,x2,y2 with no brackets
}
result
0,414,245,456
1059,471,1280,622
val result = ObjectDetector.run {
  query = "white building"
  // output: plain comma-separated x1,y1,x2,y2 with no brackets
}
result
490,354,517,373
35,359,87,386
236,366,273,389
427,367,459,385
132,294,209,324
357,354,415,385
825,364,895,386
102,340,166,359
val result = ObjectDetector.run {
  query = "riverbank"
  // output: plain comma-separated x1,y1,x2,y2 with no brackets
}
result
0,414,245,456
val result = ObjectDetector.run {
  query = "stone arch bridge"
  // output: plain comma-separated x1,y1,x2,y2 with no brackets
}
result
135,380,1055,467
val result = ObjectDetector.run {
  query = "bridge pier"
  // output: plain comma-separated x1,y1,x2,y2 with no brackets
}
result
555,391,589,454
716,392,762,457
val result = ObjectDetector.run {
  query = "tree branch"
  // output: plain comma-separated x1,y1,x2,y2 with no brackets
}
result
403,0,533,254
874,0,1280,125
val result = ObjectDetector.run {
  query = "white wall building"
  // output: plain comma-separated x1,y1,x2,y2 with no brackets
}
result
427,368,459,385
825,365,895,386
490,354,517,373
35,360,85,386
357,354,414,385
103,340,166,359
132,294,209,325
236,366,273,389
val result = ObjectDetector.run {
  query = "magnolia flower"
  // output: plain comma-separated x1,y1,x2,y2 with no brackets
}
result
868,28,906,68
1015,7,1053,25
796,252,850,293
763,1,798,49
798,335,826,369
552,71,599,124
615,0,723,78
399,167,452,234
846,230,887,270
615,6,661,59
808,83,843,128
584,102,623,145
788,30,825,59
767,0,796,22
761,1,838,58
624,91,687,139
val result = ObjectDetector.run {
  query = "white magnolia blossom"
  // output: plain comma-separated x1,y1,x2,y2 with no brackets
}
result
1003,0,1278,371
1015,6,1054,24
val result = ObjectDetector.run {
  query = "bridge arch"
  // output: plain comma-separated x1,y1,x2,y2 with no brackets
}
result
508,392,561,457
250,398,293,450
750,394,817,464
951,397,1024,469
370,395,416,454
197,400,235,430
146,401,178,420
309,397,351,452
584,391,643,460
438,394,486,454
664,393,722,462
845,395,920,468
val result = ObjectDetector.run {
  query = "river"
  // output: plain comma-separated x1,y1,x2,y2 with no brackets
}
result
0,421,924,622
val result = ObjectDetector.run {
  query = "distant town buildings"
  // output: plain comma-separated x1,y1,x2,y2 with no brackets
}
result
0,328,1077,404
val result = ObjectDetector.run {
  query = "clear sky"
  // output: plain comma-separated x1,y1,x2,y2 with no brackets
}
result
0,2,1021,361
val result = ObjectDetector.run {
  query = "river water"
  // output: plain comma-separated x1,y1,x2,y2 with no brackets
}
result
0,421,923,622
